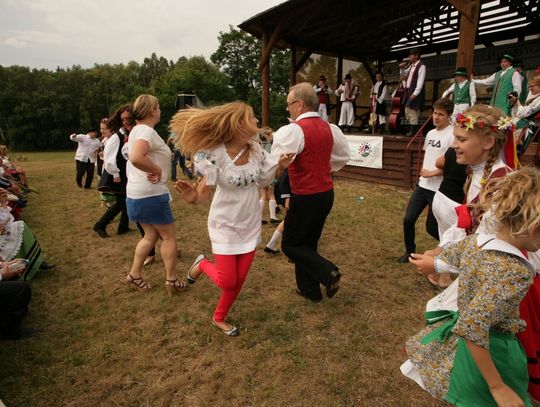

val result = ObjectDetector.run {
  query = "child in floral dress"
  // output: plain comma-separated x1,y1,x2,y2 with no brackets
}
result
405,168,540,406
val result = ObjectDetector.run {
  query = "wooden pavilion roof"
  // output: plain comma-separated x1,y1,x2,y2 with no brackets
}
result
238,0,540,62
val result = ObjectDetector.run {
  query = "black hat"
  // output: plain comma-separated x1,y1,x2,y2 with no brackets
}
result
409,47,422,55
499,53,514,63
319,75,326,81
454,67,468,77
344,73,352,80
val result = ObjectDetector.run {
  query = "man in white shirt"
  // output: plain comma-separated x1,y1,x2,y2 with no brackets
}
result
398,98,455,263
69,129,101,188
370,71,388,133
403,48,427,136
335,73,358,133
441,67,477,123
472,53,521,115
313,75,333,122
272,82,350,302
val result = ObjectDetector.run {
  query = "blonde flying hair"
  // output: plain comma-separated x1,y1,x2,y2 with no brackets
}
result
169,101,258,156
479,167,540,238
133,94,159,121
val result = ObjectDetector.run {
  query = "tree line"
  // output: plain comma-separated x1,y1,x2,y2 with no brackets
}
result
0,27,291,151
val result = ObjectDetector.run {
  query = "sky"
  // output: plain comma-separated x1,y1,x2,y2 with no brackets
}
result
0,0,285,70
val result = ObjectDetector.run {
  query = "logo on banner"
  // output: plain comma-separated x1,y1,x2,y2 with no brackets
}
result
358,142,372,157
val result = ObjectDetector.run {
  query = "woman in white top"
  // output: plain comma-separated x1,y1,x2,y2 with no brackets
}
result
172,102,292,336
125,94,186,297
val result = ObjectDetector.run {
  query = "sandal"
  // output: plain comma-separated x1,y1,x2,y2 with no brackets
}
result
126,273,152,292
165,279,187,297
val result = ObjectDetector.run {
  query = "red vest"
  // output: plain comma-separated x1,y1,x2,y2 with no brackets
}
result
289,117,334,195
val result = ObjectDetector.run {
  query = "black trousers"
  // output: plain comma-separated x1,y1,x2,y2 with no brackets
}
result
282,190,337,301
75,159,95,188
0,281,31,338
402,185,439,254
94,194,129,233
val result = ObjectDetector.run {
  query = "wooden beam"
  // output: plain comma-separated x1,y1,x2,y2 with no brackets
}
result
361,58,375,83
258,21,283,72
261,30,270,127
336,56,343,123
447,0,481,74
294,49,313,72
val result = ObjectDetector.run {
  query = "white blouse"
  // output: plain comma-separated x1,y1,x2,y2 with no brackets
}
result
195,142,277,255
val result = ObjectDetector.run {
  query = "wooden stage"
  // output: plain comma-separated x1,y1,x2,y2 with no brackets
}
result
336,131,539,190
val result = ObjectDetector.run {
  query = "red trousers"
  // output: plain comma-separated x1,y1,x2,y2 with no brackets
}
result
199,251,255,322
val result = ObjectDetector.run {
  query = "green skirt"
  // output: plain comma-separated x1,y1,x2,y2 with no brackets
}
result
445,331,532,406
15,224,44,281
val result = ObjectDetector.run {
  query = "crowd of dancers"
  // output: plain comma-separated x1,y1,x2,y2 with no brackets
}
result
5,60,540,405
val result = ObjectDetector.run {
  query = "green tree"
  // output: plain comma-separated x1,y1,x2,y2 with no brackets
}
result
211,26,290,129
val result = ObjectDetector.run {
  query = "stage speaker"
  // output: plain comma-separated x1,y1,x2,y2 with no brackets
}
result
175,91,196,110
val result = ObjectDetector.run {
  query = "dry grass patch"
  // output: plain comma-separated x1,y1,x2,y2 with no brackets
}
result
0,152,446,406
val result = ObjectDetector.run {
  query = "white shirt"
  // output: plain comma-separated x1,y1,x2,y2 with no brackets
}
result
70,133,101,163
441,80,477,106
371,81,387,104
515,93,540,119
418,125,454,191
472,68,522,96
405,61,426,97
271,112,351,172
195,143,278,254
126,124,171,199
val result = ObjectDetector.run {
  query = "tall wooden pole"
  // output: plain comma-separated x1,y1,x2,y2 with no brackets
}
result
261,30,270,127
448,0,481,74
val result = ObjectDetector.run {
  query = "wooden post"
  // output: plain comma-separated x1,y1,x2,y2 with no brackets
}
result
336,55,343,125
448,0,481,74
261,30,270,128
290,46,297,86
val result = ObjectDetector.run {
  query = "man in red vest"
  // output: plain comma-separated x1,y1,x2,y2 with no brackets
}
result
271,82,350,302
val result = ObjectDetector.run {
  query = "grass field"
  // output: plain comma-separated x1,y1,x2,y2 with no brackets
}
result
0,152,448,407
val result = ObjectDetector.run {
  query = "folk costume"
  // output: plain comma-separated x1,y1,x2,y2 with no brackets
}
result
314,75,333,122
404,234,534,407
370,79,388,130
404,55,426,130
271,112,350,301
442,68,477,123
335,74,357,131
473,54,521,115
193,142,278,322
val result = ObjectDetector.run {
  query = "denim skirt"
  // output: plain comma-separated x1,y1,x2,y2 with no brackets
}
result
126,193,174,224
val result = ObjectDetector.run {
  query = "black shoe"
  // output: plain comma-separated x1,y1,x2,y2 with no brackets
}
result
83,186,92,189
93,225,110,238
326,270,341,299
397,253,411,264
77,182,82,188
264,246,279,254
1,326,42,340
117,227,134,235
295,289,322,303
261,220,268,224
39,261,55,270
269,218,280,224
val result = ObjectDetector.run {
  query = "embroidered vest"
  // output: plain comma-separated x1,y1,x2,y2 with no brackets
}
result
490,67,515,115
454,80,471,105
405,61,425,110
288,117,334,195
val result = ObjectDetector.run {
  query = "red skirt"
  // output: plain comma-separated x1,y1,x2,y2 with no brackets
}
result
518,275,540,401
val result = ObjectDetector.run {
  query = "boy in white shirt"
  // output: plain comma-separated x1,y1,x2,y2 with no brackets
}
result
397,99,455,263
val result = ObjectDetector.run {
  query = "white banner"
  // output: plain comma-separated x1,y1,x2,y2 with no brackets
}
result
345,135,383,169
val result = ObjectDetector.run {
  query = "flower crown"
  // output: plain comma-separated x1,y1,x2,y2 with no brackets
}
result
455,113,515,133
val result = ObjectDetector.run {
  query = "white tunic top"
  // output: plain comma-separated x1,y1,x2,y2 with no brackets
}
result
195,142,277,255
126,124,171,199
